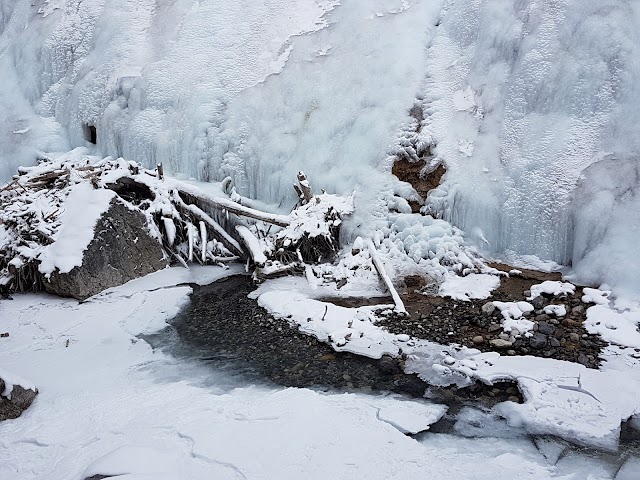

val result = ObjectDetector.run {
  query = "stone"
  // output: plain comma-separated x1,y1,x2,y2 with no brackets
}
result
499,332,510,341
44,199,168,300
523,290,531,298
535,314,551,322
481,302,496,315
531,296,545,309
529,332,548,349
488,323,501,333
490,339,513,349
537,321,556,336
378,355,401,375
507,350,516,356
472,335,485,345
572,305,585,315
0,377,38,421
569,332,580,343
577,354,589,366
549,337,561,347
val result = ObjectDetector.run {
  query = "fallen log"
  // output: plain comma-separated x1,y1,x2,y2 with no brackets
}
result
366,238,406,314
178,189,290,227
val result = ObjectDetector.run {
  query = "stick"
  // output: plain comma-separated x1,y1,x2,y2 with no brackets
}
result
157,163,164,180
199,220,207,263
366,238,406,314
235,225,267,267
297,171,313,204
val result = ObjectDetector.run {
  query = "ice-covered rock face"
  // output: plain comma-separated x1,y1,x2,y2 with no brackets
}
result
422,0,640,267
1,0,640,296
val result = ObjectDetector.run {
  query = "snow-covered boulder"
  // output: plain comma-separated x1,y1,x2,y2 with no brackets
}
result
0,368,38,421
44,199,167,300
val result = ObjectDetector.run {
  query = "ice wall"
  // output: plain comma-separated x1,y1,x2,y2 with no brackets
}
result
1,0,640,295
420,0,640,270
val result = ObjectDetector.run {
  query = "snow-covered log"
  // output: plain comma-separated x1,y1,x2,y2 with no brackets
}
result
235,226,267,267
366,238,407,314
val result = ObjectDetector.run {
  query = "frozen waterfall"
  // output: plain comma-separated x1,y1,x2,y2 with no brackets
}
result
1,0,639,295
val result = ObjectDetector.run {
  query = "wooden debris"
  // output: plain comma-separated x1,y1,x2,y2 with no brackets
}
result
366,238,407,314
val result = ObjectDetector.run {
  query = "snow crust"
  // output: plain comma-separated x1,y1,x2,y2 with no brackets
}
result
438,273,500,301
0,265,585,480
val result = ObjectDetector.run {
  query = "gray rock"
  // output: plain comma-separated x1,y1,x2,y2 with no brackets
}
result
378,355,401,375
535,314,551,322
488,323,501,333
490,339,513,349
44,199,168,300
472,335,485,345
529,332,548,349
531,296,545,309
481,302,496,315
537,321,556,336
572,305,586,315
549,337,561,347
569,332,581,343
523,290,531,298
0,377,38,421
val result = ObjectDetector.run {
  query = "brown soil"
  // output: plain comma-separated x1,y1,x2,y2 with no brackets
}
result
391,160,446,213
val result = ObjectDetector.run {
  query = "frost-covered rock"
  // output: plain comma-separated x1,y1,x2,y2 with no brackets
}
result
44,199,167,300
0,368,38,421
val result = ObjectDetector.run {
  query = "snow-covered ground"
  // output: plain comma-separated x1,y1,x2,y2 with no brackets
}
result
255,275,640,453
0,266,636,479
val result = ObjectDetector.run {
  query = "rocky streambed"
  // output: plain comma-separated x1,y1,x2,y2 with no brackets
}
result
379,265,610,369
146,274,525,407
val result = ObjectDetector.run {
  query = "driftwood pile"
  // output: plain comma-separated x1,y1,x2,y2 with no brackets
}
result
0,156,354,295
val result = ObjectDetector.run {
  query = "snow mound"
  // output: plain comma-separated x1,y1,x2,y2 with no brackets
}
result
438,273,500,301
528,281,576,299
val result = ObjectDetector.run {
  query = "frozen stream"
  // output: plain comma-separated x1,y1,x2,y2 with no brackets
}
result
144,275,640,480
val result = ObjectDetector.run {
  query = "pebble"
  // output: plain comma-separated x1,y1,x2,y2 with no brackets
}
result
531,296,545,309
490,339,513,348
535,314,551,322
569,333,581,342
529,332,548,349
481,302,496,315
472,335,485,345
550,337,561,347
537,321,556,336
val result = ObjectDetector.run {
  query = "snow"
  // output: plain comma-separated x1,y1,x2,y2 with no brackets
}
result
38,182,116,276
0,367,36,399
584,304,640,349
438,273,500,301
528,281,576,300
582,287,611,305
0,265,590,480
82,445,177,479
377,401,447,434
543,305,566,317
